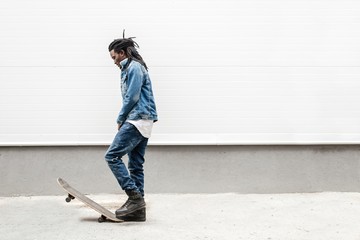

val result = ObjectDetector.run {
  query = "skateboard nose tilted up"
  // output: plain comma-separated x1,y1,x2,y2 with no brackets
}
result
57,178,146,223
57,178,146,222
57,177,123,223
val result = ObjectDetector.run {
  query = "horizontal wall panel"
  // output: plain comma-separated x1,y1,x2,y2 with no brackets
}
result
0,0,360,145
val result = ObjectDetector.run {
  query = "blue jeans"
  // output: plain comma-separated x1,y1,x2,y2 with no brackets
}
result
105,122,148,196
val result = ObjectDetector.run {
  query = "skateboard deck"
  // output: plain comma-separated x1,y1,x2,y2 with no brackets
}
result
57,177,122,223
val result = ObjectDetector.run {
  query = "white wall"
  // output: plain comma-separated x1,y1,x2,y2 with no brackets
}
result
0,0,359,145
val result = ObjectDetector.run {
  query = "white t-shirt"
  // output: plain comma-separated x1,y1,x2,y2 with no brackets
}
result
126,119,154,138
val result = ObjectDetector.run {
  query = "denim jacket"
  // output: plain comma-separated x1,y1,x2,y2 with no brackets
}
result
117,58,158,126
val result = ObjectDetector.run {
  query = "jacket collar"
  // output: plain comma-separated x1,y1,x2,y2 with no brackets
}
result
120,58,129,70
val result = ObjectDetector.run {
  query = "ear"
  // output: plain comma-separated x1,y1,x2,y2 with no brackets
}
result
119,50,126,57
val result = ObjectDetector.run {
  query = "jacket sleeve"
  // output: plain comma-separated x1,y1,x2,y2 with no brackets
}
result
116,65,143,125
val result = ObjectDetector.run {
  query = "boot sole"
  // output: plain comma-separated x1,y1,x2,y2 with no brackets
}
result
117,216,146,222
115,204,146,218
117,208,146,222
119,218,146,222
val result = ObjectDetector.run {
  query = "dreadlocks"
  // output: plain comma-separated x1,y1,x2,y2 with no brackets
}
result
108,35,148,71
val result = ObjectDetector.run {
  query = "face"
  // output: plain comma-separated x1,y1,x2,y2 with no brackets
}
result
110,49,126,68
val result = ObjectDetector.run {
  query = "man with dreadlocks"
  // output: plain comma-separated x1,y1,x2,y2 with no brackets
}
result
105,33,157,222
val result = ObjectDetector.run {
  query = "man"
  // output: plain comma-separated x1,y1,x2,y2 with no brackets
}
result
105,34,158,222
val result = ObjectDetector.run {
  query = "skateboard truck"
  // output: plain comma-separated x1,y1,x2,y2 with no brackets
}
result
98,215,107,223
65,194,75,203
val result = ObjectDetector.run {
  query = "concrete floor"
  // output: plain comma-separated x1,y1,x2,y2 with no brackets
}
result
1,192,360,240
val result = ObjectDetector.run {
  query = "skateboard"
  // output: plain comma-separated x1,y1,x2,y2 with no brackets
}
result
57,177,123,223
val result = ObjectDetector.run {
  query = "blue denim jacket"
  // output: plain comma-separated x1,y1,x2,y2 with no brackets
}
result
117,58,158,126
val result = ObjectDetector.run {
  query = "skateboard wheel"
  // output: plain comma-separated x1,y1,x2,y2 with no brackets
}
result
65,194,75,202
